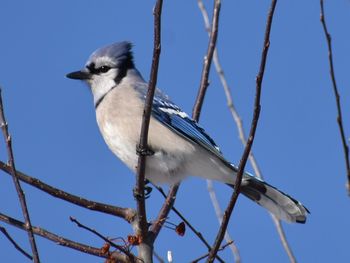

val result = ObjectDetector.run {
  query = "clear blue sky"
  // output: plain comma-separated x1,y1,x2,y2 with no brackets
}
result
0,1,349,262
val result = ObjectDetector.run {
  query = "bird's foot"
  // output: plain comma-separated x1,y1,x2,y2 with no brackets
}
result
133,180,153,200
136,145,155,156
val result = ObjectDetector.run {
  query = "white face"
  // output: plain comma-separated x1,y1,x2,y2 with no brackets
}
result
87,68,118,104
84,56,120,106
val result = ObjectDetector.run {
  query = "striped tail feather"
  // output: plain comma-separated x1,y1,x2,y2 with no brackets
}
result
230,175,309,223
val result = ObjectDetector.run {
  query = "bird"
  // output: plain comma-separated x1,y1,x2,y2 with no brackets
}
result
66,41,309,223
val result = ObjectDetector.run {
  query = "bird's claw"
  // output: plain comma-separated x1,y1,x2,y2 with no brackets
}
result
136,145,155,156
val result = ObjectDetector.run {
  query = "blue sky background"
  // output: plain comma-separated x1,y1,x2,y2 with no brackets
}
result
0,1,349,262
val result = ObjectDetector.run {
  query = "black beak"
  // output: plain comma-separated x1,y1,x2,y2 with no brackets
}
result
66,70,91,80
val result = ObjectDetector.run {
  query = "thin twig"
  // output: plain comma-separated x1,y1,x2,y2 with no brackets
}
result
213,44,296,262
153,185,225,263
147,0,221,259
151,0,223,254
134,0,163,259
149,184,179,242
206,1,278,261
0,226,33,260
149,0,221,253
0,212,112,259
69,217,137,261
153,250,165,263
197,1,241,261
206,181,240,262
197,1,296,262
192,241,233,263
192,0,221,121
320,0,350,195
168,1,224,261
272,219,296,263
0,89,41,262
0,161,136,222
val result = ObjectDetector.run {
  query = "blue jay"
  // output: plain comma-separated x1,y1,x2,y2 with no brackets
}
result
67,41,309,223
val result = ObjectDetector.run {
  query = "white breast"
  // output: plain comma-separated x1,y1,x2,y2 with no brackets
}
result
96,85,143,172
95,83,197,184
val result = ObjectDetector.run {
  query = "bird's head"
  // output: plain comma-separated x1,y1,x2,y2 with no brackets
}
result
66,41,135,106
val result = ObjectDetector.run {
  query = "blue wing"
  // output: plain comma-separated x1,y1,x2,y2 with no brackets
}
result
147,90,231,167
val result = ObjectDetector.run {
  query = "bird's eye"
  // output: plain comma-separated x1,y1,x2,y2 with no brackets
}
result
98,66,111,73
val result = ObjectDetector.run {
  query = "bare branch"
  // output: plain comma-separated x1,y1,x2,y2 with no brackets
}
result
197,1,296,262
206,181,240,262
141,1,223,260
149,0,221,254
133,0,222,258
192,241,233,263
272,219,296,262
0,226,32,260
206,1,278,261
69,217,137,262
197,1,241,261
153,185,225,263
0,161,136,222
192,0,221,121
0,212,108,259
153,250,165,263
149,1,223,258
149,183,179,242
0,89,41,262
212,42,296,263
134,0,163,260
320,0,350,195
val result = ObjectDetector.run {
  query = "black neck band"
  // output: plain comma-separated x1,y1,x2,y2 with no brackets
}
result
95,86,115,109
